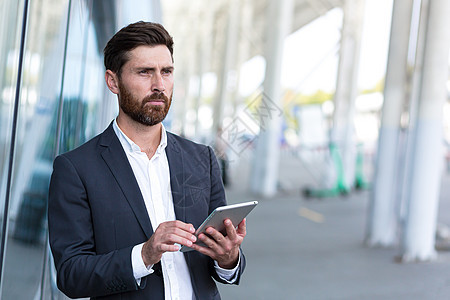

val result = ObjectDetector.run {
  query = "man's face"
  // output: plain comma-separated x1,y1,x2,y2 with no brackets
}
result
116,45,174,126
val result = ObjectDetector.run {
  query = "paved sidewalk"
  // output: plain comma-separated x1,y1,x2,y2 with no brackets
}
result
218,152,450,300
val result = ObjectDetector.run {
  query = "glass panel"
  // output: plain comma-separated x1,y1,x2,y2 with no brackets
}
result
59,0,92,153
0,0,162,298
0,0,111,297
59,0,104,154
0,0,24,250
0,0,70,298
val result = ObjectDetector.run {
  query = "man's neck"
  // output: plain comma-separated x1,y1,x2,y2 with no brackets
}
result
116,113,162,159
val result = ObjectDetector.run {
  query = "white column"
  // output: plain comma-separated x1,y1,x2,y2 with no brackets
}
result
170,4,197,136
212,0,239,136
193,3,214,138
331,0,365,190
193,42,204,138
401,0,450,261
249,0,293,196
365,0,413,247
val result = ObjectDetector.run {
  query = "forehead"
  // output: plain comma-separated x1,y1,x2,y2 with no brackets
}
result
126,45,173,67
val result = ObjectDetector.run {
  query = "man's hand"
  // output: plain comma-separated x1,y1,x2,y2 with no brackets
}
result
141,220,197,266
191,218,246,269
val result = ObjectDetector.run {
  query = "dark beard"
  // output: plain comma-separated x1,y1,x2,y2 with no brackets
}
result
118,82,172,126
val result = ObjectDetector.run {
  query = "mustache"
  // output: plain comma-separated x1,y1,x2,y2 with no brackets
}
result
144,92,168,102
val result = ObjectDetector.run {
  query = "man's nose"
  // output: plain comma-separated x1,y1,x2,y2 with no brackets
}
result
151,73,165,92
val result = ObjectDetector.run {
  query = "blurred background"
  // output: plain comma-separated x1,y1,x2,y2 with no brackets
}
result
0,0,449,299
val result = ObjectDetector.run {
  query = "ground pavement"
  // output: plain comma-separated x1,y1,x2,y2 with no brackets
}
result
218,151,450,300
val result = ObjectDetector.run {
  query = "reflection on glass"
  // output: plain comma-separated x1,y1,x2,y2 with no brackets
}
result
0,1,23,240
1,0,112,297
0,0,160,298
1,0,69,298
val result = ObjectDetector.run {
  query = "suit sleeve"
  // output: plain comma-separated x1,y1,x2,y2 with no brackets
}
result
48,155,139,298
206,146,246,285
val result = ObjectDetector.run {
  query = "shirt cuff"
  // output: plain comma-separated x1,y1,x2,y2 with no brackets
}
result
213,251,241,283
131,243,154,285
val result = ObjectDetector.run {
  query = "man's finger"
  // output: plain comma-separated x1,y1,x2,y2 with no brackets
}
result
159,243,181,252
205,226,230,246
224,219,237,240
155,222,197,243
191,242,215,258
236,218,246,236
167,220,196,233
160,232,197,248
166,227,197,243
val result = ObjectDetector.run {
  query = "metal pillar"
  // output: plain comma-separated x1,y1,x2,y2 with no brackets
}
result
331,0,365,190
365,0,413,247
250,0,293,196
401,0,450,261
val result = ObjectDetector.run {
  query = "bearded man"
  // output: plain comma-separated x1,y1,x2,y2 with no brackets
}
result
48,21,246,300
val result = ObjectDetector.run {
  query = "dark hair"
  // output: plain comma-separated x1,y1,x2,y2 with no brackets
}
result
103,21,174,76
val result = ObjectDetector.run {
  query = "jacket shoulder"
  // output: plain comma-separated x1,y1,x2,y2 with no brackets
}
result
60,133,102,159
166,132,215,164
167,132,209,151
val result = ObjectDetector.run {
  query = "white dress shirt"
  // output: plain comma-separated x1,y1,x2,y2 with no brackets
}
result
112,120,239,300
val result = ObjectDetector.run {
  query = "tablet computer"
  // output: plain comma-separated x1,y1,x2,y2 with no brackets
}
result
179,200,258,252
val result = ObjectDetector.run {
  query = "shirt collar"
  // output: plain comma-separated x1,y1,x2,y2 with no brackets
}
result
113,118,167,155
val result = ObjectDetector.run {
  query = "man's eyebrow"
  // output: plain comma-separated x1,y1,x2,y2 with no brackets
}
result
136,67,156,71
136,66,174,71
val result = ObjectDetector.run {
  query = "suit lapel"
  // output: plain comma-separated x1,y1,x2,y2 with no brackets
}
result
99,123,153,239
166,133,186,223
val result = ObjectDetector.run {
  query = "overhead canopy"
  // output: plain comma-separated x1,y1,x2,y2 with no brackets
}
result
162,0,343,74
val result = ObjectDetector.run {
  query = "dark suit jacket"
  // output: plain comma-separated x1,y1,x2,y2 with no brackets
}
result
48,123,245,299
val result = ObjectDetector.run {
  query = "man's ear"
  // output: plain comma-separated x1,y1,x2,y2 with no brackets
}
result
105,70,120,94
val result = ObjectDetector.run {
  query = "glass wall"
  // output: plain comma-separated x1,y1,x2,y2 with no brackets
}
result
0,0,24,251
0,0,161,298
